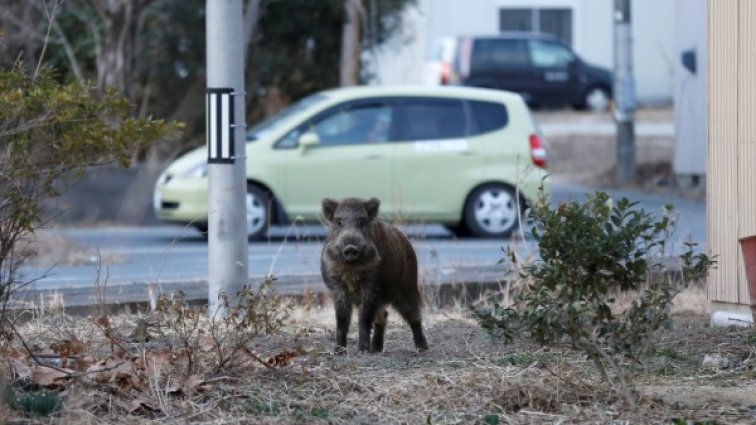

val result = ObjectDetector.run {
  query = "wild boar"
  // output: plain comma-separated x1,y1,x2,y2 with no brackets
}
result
320,197,429,353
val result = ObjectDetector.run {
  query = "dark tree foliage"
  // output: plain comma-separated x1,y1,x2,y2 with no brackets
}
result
246,0,344,123
0,0,416,158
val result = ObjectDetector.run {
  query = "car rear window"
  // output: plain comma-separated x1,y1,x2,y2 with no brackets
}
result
471,39,529,71
467,100,508,135
392,99,465,141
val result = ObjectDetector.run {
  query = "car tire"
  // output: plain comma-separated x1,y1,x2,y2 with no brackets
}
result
580,86,611,113
444,223,470,239
245,183,270,240
463,184,521,238
194,223,208,235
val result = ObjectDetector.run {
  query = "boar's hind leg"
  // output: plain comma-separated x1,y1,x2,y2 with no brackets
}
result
358,302,383,353
393,299,429,351
334,300,352,353
371,306,388,353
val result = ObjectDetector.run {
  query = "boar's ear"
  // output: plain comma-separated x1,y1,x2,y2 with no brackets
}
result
365,197,380,221
322,198,338,222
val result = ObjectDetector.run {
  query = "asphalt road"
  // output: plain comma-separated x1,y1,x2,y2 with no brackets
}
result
15,180,706,309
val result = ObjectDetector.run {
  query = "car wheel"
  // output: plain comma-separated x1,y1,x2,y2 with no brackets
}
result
245,184,270,240
193,223,208,235
444,223,470,238
583,87,610,112
463,184,521,238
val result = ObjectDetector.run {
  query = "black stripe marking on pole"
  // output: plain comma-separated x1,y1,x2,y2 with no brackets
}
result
207,87,235,164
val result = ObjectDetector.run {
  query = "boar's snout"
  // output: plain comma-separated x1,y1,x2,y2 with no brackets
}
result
330,231,376,264
342,244,361,262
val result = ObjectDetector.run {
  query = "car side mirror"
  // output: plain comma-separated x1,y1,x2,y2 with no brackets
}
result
298,132,319,149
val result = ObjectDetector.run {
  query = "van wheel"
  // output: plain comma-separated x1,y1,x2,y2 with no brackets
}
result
463,184,521,238
581,87,610,112
245,184,270,240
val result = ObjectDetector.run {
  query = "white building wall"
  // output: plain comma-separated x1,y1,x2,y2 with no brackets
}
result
632,0,676,104
371,0,676,105
673,0,707,177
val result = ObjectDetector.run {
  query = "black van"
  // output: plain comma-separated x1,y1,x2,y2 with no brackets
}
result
445,32,613,111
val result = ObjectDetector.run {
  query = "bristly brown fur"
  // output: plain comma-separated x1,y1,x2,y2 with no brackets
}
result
320,197,428,353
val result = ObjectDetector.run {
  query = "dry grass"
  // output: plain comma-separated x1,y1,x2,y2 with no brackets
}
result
2,287,755,424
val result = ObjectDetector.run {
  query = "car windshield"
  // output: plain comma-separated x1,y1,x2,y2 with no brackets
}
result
246,93,328,141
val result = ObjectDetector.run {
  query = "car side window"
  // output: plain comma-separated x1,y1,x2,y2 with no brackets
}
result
471,39,529,71
276,103,391,148
529,40,575,68
315,104,391,146
393,99,465,141
467,101,509,135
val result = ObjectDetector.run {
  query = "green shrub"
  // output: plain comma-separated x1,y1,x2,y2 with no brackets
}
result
473,191,715,399
3,384,62,417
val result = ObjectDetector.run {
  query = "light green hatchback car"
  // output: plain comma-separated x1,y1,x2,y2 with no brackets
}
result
153,85,547,239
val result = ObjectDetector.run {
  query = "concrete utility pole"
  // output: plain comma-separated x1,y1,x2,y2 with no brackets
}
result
613,0,637,183
206,0,248,318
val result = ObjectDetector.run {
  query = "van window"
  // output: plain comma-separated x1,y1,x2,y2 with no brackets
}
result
471,39,529,71
529,40,575,68
393,99,465,141
468,101,509,135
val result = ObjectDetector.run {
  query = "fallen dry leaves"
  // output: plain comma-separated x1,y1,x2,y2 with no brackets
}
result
1,308,304,422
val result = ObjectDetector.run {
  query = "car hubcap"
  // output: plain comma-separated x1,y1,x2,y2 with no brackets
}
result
586,89,609,112
245,192,266,235
473,189,517,234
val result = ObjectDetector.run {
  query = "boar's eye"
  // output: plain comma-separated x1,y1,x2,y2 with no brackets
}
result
334,218,344,227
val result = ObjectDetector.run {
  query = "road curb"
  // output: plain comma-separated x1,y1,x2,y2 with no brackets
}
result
14,265,513,316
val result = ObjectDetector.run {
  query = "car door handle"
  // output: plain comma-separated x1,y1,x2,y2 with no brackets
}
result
364,154,383,160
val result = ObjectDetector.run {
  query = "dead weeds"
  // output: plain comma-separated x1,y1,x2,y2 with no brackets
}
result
1,300,755,424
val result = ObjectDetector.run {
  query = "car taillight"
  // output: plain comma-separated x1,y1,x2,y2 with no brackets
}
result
529,134,547,168
439,62,451,85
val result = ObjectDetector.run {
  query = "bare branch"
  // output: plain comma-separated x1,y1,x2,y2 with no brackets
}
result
34,0,64,79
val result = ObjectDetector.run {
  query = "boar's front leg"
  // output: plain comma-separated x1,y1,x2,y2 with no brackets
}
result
334,297,352,353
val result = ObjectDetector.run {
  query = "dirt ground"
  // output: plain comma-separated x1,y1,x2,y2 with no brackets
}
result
547,133,675,187
1,292,754,424
537,108,682,194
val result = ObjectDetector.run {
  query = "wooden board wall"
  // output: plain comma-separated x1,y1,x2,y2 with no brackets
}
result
708,0,756,305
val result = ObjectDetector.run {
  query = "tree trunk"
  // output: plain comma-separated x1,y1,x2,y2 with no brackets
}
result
84,0,151,102
243,0,263,60
340,0,363,86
